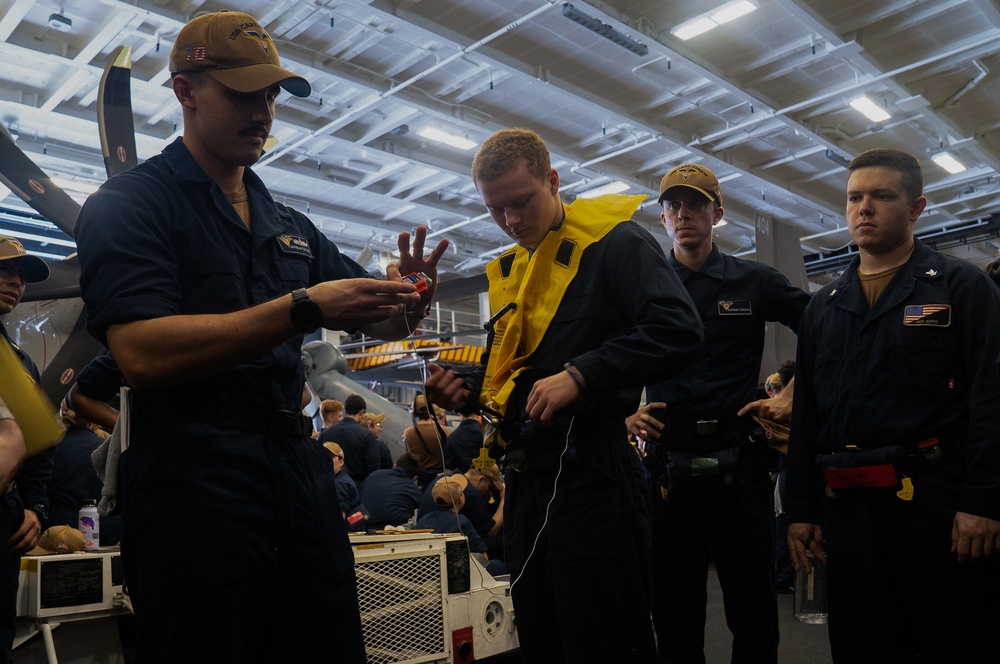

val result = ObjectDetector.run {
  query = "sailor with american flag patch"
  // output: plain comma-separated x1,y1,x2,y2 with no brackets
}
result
787,148,1000,660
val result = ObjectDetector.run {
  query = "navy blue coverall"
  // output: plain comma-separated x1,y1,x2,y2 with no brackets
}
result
468,219,703,664
787,239,1000,661
644,245,810,664
75,138,368,664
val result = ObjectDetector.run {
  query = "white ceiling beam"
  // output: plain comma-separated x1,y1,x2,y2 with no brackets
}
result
339,28,387,61
385,167,440,198
351,108,421,146
271,7,329,41
403,173,461,202
356,160,410,190
383,47,433,78
0,0,34,43
435,60,490,97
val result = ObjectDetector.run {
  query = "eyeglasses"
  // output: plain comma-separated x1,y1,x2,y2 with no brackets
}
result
664,198,711,214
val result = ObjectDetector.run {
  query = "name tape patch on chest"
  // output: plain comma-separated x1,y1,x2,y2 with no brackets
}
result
718,299,752,315
276,235,313,258
903,304,951,327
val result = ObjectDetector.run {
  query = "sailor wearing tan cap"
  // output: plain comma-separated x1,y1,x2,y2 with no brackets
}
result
73,10,450,663
625,163,811,662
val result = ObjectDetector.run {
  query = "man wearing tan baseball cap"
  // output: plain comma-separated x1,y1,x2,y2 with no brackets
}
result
626,161,811,662
73,8,450,662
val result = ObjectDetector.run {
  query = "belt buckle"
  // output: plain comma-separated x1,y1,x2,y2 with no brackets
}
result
696,419,719,435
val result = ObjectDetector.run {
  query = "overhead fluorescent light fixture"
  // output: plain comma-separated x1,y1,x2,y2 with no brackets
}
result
849,96,891,122
562,4,649,57
711,0,758,23
673,18,717,41
578,181,630,198
417,127,477,151
931,152,966,174
672,1,757,41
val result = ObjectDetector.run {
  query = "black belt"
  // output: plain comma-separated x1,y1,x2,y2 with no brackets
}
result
661,412,748,437
819,437,955,475
138,399,313,439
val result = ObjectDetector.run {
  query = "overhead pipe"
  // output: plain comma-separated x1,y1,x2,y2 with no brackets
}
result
943,59,988,108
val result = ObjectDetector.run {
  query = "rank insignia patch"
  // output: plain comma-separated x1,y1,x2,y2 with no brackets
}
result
903,304,950,327
276,235,312,258
718,299,752,315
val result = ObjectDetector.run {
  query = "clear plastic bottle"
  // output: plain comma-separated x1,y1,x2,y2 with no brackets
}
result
78,499,100,551
793,549,828,624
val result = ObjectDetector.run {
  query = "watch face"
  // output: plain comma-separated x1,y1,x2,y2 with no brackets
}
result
292,290,322,332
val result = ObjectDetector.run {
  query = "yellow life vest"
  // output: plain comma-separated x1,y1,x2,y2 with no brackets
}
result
481,193,646,418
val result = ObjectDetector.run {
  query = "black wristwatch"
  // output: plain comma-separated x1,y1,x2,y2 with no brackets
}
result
26,503,48,521
290,288,322,333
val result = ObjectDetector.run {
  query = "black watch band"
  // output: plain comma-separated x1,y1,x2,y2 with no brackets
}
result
290,288,322,333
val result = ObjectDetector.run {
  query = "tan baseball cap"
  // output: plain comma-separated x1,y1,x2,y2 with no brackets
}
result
432,474,468,507
0,236,49,283
28,525,85,555
658,163,723,206
169,10,311,98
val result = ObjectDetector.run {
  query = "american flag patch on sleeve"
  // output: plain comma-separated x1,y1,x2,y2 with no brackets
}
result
903,304,950,327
